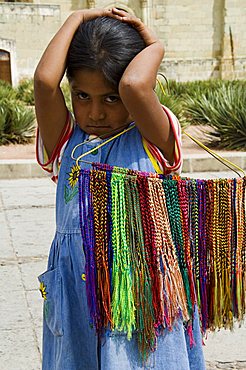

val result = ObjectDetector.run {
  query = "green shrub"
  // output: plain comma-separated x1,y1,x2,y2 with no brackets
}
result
156,77,246,150
16,78,34,105
0,82,35,145
184,82,246,150
0,80,17,100
167,79,227,98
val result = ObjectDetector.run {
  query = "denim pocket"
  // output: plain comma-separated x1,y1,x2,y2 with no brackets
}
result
38,267,63,336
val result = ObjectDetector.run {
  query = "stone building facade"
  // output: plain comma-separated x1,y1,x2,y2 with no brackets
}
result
0,0,245,86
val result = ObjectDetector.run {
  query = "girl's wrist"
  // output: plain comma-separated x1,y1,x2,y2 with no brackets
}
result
70,8,112,25
151,40,165,56
69,10,85,24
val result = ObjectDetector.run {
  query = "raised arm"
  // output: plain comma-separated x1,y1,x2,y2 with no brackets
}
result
34,9,112,158
112,9,175,164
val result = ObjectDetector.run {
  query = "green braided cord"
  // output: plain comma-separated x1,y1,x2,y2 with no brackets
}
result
111,172,136,338
163,179,193,316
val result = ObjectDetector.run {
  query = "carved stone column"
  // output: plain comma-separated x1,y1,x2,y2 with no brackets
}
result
87,0,95,9
140,0,148,25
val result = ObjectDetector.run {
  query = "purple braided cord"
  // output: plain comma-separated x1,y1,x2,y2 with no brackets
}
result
79,169,100,329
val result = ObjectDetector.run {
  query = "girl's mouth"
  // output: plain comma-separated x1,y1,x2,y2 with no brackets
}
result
87,125,110,129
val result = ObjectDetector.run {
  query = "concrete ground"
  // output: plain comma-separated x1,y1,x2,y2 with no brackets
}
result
0,174,246,370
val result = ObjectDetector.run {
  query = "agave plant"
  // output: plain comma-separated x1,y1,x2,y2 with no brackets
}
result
0,104,7,143
0,80,17,100
16,78,34,105
0,97,35,145
7,104,35,143
165,79,191,97
184,83,246,150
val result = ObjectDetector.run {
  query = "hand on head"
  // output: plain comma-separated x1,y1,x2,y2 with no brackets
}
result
77,7,158,47
110,8,158,46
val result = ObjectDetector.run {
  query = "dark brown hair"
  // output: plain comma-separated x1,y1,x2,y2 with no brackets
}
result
66,16,145,87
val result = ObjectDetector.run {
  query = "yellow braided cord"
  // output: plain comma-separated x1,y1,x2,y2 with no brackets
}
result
183,130,245,177
236,180,244,320
74,125,135,166
142,139,163,174
156,78,167,97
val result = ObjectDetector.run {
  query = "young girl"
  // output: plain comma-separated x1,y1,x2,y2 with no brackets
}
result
35,8,205,369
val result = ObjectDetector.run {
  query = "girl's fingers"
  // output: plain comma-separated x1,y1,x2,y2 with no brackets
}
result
82,8,113,22
111,10,143,30
111,8,140,23
111,8,129,17
108,7,158,46
104,8,126,21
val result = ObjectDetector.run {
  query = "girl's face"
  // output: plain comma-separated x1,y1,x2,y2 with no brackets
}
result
69,68,132,136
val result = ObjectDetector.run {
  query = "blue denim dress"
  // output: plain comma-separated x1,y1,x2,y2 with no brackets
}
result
38,124,206,370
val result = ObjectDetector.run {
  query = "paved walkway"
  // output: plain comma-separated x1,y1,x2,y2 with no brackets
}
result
0,175,246,370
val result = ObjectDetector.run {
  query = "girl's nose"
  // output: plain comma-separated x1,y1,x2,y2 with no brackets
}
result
89,103,106,121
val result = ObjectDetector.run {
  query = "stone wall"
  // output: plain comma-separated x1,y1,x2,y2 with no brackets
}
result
0,0,245,85
0,2,61,85
150,0,246,81
221,0,246,79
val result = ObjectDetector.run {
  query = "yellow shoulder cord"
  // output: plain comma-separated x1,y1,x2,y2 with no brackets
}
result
156,77,168,96
142,138,163,174
183,130,245,178
156,77,245,178
72,124,136,167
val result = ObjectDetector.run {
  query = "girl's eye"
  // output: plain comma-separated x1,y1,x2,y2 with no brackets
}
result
105,95,120,103
77,92,89,100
